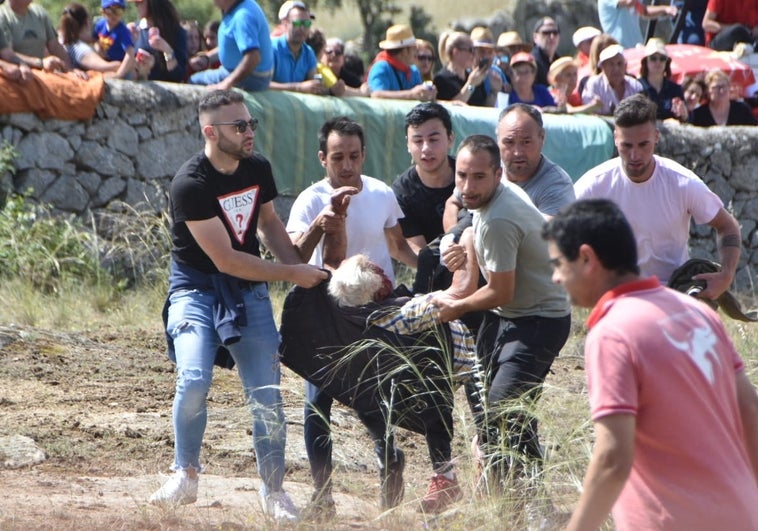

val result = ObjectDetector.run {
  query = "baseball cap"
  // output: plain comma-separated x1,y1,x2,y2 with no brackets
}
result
643,38,668,58
510,51,537,68
278,1,311,21
598,44,625,66
572,26,601,47
102,0,126,9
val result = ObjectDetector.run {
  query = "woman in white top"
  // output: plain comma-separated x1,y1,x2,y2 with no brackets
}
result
58,3,135,79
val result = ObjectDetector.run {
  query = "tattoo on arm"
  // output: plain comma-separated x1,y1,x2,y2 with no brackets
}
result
720,234,741,249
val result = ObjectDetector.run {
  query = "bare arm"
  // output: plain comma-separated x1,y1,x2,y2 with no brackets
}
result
641,4,677,19
213,49,260,91
694,208,740,299
46,38,73,70
432,268,515,322
257,201,304,265
371,83,435,101
185,207,326,287
702,10,723,34
735,371,758,481
269,67,327,94
385,223,418,269
442,194,463,233
405,234,428,255
566,414,635,531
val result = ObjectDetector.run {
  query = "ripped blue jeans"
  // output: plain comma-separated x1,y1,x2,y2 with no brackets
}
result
165,284,285,495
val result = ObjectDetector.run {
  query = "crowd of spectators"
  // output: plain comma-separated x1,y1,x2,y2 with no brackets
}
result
0,0,756,126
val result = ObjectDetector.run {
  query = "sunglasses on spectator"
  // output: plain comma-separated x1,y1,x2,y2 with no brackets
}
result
291,19,312,28
539,29,560,36
417,54,433,62
324,48,343,56
105,6,125,13
647,54,667,62
211,118,259,134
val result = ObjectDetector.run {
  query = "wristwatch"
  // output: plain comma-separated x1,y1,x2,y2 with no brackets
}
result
163,51,175,62
466,84,475,93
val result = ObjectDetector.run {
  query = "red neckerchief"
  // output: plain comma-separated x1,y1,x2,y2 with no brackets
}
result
371,50,411,81
586,277,661,329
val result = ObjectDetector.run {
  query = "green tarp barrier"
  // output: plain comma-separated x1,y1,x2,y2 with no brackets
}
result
242,90,615,196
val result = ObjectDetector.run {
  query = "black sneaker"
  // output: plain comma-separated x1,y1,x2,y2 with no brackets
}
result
379,448,405,510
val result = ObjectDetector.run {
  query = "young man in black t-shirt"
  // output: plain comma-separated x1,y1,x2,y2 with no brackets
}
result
391,103,456,294
149,90,326,521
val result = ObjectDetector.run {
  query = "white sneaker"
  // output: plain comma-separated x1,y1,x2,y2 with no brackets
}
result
262,490,299,522
149,470,198,506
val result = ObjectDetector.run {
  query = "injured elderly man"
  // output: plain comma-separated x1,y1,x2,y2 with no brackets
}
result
279,251,483,515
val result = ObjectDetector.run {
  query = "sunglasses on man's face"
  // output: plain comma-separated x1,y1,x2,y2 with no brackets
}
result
539,29,560,36
291,19,312,28
211,118,259,134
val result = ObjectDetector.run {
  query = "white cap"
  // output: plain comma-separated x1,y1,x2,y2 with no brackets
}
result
572,26,601,47
598,44,625,66
278,0,308,21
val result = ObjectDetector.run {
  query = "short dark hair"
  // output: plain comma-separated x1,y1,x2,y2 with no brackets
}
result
405,102,453,136
614,93,657,128
318,116,365,154
456,134,500,171
541,198,640,276
198,90,244,114
498,102,544,131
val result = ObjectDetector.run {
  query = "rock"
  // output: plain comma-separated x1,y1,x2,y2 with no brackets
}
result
0,435,47,468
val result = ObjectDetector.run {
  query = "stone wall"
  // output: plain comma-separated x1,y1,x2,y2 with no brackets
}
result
0,80,756,291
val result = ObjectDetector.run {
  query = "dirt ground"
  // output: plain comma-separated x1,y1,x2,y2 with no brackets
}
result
0,323,585,530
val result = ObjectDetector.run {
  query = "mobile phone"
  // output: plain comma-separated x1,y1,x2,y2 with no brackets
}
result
478,57,490,69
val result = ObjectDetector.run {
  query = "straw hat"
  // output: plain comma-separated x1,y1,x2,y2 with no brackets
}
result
471,26,495,48
643,38,668,58
378,24,416,50
572,26,601,47
598,44,625,66
548,56,577,84
496,31,532,54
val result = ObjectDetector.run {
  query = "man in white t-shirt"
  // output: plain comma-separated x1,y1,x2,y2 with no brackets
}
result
289,117,461,517
574,94,740,299
542,198,758,530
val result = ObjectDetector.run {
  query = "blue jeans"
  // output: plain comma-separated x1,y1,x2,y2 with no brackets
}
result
189,66,271,92
165,283,284,496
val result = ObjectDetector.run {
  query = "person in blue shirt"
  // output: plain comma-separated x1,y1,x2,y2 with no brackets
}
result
368,24,436,101
189,0,272,91
92,0,133,62
507,51,557,109
268,0,322,94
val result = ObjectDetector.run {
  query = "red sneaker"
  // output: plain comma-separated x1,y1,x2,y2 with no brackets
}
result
420,474,463,514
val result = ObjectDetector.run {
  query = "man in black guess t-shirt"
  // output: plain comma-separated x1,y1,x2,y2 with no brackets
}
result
149,89,326,521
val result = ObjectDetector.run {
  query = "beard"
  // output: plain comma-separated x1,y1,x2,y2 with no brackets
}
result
217,131,253,160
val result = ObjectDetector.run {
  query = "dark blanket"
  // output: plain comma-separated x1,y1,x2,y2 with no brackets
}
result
279,281,455,435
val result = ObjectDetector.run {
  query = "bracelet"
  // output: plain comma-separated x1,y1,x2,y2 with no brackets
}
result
163,51,175,62
37,57,43,69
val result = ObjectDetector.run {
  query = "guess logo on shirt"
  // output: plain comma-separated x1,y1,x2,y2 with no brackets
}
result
218,185,259,244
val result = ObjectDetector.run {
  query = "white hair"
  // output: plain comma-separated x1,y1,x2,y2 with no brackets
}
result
328,254,385,307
